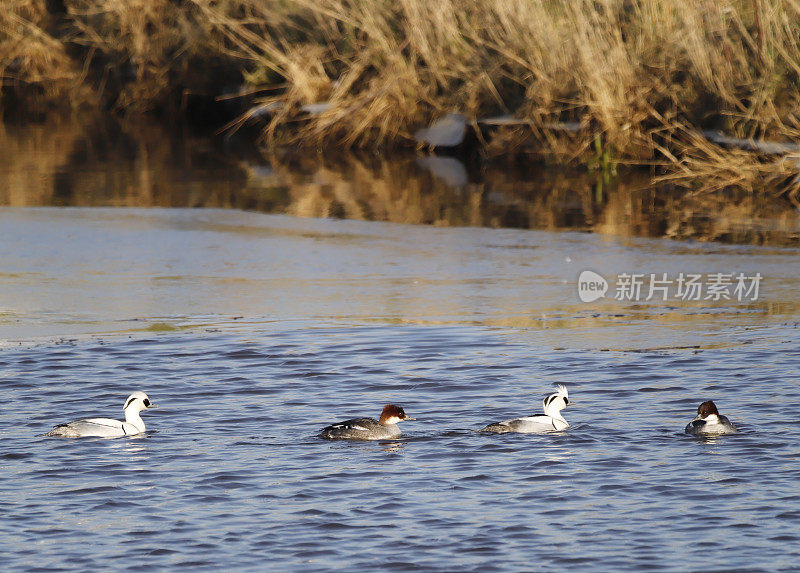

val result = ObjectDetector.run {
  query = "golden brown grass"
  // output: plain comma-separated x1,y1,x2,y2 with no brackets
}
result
4,0,800,197
0,1,87,107
66,0,225,111
195,0,800,189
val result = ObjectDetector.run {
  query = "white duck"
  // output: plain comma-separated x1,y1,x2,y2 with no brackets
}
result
43,391,157,438
481,385,571,433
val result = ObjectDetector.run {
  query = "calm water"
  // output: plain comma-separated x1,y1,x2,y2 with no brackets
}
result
2,116,799,245
1,206,799,571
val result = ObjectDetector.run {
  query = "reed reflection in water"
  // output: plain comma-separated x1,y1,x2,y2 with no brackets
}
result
1,116,798,246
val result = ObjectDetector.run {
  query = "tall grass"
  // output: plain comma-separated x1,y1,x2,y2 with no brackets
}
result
0,1,88,108
3,0,800,198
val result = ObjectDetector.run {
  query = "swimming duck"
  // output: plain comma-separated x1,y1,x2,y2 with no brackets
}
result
684,400,736,435
43,391,157,438
319,404,413,440
481,385,571,433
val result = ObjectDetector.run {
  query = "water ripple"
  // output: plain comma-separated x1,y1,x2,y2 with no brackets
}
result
1,325,800,571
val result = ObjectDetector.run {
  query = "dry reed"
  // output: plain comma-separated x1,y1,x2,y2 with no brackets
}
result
4,0,800,197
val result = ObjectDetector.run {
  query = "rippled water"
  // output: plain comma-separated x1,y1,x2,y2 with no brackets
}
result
1,206,799,570
3,326,800,571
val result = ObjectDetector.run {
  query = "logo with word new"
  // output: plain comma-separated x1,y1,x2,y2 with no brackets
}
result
578,270,609,302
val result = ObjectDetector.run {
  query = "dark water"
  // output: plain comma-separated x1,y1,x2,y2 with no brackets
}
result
0,206,799,570
2,325,800,571
1,116,799,245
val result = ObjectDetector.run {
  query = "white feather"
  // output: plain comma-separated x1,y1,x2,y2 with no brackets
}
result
43,391,156,438
482,385,571,434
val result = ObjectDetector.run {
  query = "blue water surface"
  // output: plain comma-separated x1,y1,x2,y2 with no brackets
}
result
1,323,799,571
1,208,799,571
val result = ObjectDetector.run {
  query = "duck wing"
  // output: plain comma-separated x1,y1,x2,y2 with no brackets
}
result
685,419,706,434
319,417,378,439
44,417,126,438
718,415,736,432
482,415,562,434
686,416,736,435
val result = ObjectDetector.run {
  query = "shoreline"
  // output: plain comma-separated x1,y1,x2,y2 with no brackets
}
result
3,1,800,208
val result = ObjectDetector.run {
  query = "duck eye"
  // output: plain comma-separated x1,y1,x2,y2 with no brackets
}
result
143,399,150,407
564,398,569,404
